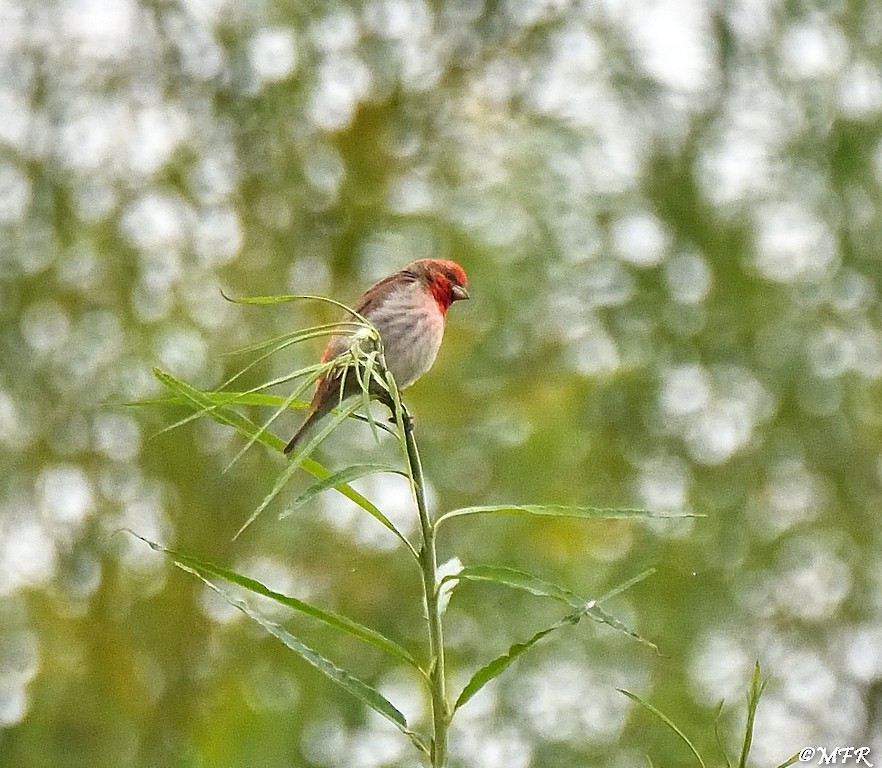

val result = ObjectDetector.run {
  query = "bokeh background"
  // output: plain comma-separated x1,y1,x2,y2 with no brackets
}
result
2,0,882,765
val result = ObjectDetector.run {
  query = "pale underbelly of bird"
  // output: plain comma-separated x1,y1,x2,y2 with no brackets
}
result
371,307,445,389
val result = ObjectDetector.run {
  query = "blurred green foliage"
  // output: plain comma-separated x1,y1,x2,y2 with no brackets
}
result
2,0,882,766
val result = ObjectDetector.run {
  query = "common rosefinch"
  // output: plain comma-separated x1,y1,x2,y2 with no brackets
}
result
284,259,469,454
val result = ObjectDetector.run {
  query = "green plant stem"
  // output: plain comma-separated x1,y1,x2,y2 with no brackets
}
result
402,412,449,767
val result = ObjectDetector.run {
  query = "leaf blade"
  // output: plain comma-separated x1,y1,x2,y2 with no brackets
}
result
153,367,282,451
151,369,408,552
619,689,707,768
444,565,656,650
233,398,366,539
281,463,406,519
131,533,423,672
737,662,766,768
175,562,427,754
436,505,700,528
454,614,580,712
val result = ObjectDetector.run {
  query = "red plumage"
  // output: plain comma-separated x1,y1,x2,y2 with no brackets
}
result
284,259,469,454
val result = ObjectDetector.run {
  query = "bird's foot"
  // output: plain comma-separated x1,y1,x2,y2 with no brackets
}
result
387,406,414,434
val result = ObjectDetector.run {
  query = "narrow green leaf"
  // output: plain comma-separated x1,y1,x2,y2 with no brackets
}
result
443,565,656,650
454,613,580,712
215,342,325,399
233,398,366,539
223,292,306,305
152,369,382,540
299,456,410,551
337,357,351,411
151,369,402,549
130,533,423,672
276,392,413,553
152,370,398,546
231,392,411,548
358,350,381,444
596,568,657,603
281,464,406,519
619,689,707,768
585,603,657,650
225,322,364,356
221,293,375,331
143,390,309,443
152,368,293,455
153,368,282,452
714,700,732,768
138,392,306,409
442,565,585,605
771,755,800,768
738,662,766,768
222,368,320,473
436,505,700,528
145,390,393,435
175,562,428,755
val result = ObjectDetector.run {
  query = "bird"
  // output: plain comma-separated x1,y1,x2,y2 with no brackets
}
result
283,259,469,454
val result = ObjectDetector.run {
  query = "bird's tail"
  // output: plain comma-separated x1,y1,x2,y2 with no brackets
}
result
283,387,339,454
284,373,353,455
283,410,317,454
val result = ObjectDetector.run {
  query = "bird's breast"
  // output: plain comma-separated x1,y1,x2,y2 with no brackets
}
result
371,294,445,389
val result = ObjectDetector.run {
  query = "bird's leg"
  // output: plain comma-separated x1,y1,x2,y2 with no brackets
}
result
372,373,414,432
374,386,412,430
383,400,413,433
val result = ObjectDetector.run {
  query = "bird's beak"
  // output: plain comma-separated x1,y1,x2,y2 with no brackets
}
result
451,285,470,301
